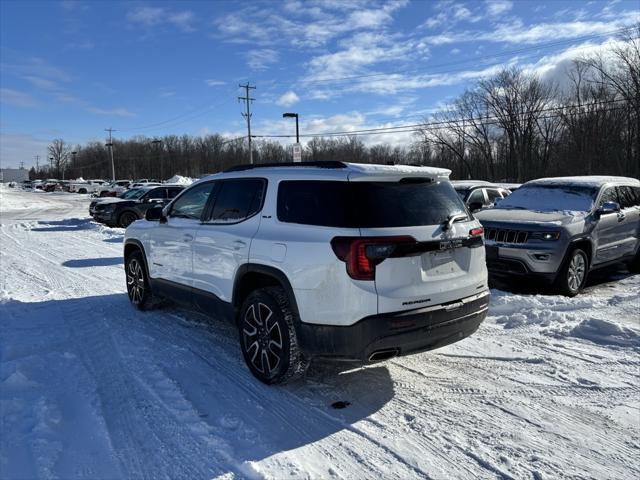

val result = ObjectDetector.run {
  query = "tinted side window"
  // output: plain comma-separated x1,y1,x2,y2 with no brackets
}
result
617,186,636,209
633,187,640,206
170,182,215,220
467,189,485,205
486,189,502,204
209,179,265,223
146,188,166,200
167,187,183,199
599,187,619,206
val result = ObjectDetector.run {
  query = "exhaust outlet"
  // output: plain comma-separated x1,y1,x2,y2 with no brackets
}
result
368,349,399,362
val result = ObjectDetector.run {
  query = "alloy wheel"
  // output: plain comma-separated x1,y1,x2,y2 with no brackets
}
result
567,252,586,292
242,302,283,376
127,259,145,304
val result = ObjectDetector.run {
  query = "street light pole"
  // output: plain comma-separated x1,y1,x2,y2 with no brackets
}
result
282,112,299,143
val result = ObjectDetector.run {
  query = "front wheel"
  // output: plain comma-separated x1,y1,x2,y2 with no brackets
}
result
238,287,307,384
555,248,588,296
118,211,138,228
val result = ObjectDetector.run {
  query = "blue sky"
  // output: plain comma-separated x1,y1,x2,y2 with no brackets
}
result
1,0,638,169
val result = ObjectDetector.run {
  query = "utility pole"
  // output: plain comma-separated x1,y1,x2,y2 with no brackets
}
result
105,127,116,180
19,161,24,169
34,155,39,174
238,83,256,164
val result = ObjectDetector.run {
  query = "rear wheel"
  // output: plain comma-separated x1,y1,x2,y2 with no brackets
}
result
118,211,138,228
629,249,640,273
125,250,157,310
555,248,588,296
78,188,87,194
238,287,307,384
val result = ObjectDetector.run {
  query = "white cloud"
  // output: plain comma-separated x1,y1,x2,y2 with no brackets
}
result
87,107,136,117
0,88,39,108
276,91,300,107
246,49,279,70
215,0,408,48
205,79,226,87
127,7,195,32
485,0,513,17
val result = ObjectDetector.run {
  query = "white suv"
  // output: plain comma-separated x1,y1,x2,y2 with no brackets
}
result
123,162,490,384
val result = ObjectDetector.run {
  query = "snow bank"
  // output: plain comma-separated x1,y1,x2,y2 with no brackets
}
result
567,318,640,348
165,175,194,185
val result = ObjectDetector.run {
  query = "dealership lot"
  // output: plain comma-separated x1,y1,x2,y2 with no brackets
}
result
1,186,638,479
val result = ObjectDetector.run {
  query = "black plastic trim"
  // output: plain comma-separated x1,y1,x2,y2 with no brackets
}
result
296,292,490,362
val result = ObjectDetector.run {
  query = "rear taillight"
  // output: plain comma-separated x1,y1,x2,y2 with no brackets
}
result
469,227,484,237
331,236,416,281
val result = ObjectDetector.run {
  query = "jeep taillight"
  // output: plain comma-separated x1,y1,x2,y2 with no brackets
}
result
331,236,416,281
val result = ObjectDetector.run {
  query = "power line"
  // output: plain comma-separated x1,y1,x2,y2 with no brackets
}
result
251,98,628,139
238,83,256,164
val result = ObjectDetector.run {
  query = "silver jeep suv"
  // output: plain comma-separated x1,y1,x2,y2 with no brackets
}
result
475,176,640,296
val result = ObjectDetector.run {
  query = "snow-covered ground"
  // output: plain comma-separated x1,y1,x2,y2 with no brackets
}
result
1,185,639,479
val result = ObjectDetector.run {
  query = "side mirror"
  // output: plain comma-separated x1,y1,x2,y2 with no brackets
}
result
598,201,620,215
468,201,483,213
145,205,164,221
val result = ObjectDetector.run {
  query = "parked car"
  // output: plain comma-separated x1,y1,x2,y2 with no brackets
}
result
497,182,521,192
452,180,511,212
129,181,161,189
69,179,107,194
96,180,131,197
43,179,62,192
475,176,640,296
32,180,44,190
91,185,184,227
123,161,490,384
21,180,33,189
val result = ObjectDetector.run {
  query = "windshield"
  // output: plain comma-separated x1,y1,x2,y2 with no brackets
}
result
278,180,468,228
119,188,146,199
497,185,598,212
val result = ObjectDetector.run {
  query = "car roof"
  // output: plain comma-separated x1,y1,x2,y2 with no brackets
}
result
525,176,640,188
198,161,451,183
450,180,494,189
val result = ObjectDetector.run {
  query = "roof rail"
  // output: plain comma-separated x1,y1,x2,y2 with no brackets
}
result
224,161,348,173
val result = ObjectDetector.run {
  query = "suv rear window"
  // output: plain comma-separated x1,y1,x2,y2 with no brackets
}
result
278,180,466,228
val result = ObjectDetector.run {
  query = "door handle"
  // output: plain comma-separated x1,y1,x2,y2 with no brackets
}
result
183,233,194,242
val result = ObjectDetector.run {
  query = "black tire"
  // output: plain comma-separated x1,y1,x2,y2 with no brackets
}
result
78,188,87,194
238,287,307,385
99,191,108,197
118,211,138,228
629,249,640,273
555,248,589,297
125,250,158,310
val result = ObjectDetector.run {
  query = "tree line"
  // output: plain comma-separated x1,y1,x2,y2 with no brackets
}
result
31,28,638,183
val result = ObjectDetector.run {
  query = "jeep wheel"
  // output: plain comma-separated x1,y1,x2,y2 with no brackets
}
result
555,248,588,296
125,251,157,310
629,249,640,273
119,211,138,228
239,287,307,384
78,188,87,194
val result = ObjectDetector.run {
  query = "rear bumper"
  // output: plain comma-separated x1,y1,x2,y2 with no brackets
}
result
296,291,490,362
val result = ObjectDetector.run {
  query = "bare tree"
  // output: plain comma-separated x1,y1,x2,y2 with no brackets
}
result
47,138,70,179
